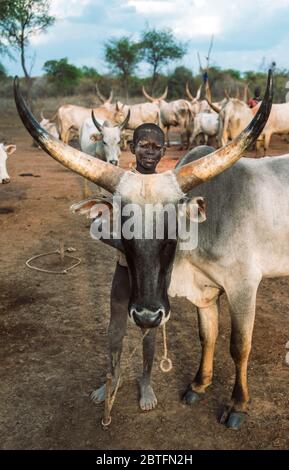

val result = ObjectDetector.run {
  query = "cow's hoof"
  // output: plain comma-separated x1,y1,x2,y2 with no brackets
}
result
182,389,203,405
219,406,247,429
226,412,247,430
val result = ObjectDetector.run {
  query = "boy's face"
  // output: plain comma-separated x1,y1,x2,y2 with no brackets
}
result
130,131,166,173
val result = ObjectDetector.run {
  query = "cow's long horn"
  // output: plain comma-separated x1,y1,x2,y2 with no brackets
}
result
142,86,154,102
195,84,202,101
205,81,221,112
205,97,221,114
107,89,113,103
185,82,195,101
175,69,273,193
95,83,106,103
91,110,103,133
14,77,124,193
158,86,168,100
119,109,130,130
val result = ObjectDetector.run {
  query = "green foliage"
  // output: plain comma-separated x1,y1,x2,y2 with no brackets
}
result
80,66,100,79
104,36,142,98
0,0,55,79
168,66,193,99
140,28,186,91
43,58,82,95
0,62,7,79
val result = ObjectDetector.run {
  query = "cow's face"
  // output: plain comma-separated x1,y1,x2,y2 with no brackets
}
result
0,144,16,184
90,125,122,165
73,172,206,329
101,126,122,166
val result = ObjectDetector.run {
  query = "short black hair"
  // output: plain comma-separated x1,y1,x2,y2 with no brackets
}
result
133,123,165,146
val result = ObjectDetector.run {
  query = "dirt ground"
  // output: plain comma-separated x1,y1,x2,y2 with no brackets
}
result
0,103,289,450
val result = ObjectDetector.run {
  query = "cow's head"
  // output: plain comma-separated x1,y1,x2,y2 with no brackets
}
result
142,86,168,104
90,110,130,165
0,143,16,184
14,70,273,328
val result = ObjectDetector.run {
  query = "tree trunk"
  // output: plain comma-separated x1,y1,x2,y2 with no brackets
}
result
124,74,129,101
20,37,33,112
151,64,158,95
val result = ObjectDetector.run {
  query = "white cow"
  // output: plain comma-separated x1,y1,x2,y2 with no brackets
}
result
79,110,130,165
191,112,219,146
142,86,192,148
0,143,16,184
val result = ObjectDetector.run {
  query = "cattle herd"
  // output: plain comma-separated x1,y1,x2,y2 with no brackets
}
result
1,69,289,436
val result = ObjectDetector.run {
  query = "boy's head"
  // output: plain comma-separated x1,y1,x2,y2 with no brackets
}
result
130,123,166,173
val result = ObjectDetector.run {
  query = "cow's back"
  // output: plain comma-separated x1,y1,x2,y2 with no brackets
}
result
177,148,289,278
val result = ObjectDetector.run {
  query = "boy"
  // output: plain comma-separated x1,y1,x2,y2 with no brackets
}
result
91,123,166,411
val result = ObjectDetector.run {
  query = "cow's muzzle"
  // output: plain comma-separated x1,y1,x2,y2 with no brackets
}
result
109,160,118,166
1,178,10,184
129,306,169,328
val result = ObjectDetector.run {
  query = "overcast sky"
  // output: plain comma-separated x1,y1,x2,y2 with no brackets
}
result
2,0,289,76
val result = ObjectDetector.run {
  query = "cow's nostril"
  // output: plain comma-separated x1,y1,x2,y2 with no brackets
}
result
110,160,118,166
2,178,10,184
130,307,163,328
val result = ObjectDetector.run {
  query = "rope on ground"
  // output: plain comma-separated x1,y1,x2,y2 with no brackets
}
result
26,242,81,274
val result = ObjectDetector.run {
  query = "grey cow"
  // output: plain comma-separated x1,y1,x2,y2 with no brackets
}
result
14,71,274,430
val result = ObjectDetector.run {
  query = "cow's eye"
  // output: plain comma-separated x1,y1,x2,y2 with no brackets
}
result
103,141,107,145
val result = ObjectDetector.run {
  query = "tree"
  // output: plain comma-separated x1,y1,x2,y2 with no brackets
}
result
140,28,186,93
168,66,193,99
0,0,55,97
81,66,100,79
43,58,82,95
0,63,7,83
104,36,142,99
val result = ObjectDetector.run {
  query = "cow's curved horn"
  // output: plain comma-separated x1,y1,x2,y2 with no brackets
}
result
195,84,202,101
107,89,113,103
91,111,104,133
142,86,155,102
95,83,106,103
158,86,168,100
224,89,231,100
174,69,273,193
205,97,221,114
185,82,195,101
40,110,45,120
14,77,124,193
119,110,130,131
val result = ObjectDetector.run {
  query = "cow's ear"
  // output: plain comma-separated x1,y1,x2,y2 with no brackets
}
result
70,197,113,220
5,144,16,155
90,133,102,142
180,196,207,223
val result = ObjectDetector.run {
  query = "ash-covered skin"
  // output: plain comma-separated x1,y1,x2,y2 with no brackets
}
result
91,124,167,411
130,125,166,174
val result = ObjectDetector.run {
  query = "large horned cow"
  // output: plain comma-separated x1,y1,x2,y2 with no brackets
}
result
14,71,278,430
56,87,124,144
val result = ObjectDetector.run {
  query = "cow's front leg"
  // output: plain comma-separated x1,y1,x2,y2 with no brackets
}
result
220,283,258,430
91,263,129,403
183,301,219,405
139,328,157,411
